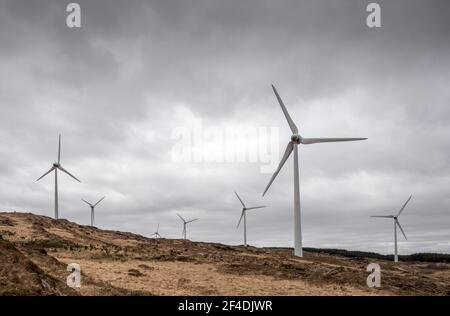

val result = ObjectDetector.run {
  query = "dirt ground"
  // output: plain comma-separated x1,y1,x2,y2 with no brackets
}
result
1,212,449,296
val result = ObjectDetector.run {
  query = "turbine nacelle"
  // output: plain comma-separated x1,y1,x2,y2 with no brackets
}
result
53,162,60,168
291,134,302,144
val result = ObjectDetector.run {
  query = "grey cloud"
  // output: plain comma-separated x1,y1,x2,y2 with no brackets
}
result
0,0,449,254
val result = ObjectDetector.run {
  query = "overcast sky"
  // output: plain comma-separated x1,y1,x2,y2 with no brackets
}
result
0,0,449,255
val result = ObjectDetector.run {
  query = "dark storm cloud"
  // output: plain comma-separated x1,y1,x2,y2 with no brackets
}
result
0,0,449,254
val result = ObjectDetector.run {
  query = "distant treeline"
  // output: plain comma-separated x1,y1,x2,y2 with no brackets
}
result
304,247,450,263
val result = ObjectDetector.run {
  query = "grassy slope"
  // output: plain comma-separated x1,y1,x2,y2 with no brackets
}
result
0,212,449,296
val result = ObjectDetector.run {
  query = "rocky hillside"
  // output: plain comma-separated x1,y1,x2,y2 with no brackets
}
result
0,212,449,296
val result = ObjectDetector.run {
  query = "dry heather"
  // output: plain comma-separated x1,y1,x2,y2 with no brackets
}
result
0,212,449,296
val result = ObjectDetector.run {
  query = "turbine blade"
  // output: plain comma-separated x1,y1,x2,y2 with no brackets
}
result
176,213,186,222
186,218,198,224
58,134,61,163
82,199,93,207
94,196,105,207
157,223,159,232
262,141,294,196
396,219,408,240
57,165,81,182
301,138,367,144
237,211,245,228
271,85,298,134
234,191,246,208
246,206,266,210
36,166,55,181
397,195,412,217
370,215,394,218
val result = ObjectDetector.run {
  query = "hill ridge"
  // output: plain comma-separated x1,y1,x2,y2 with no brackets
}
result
0,212,449,296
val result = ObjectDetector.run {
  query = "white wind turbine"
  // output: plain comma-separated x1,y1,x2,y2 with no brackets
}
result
151,223,162,238
177,213,198,240
263,85,367,257
37,134,81,219
82,197,105,227
235,192,265,247
371,195,412,263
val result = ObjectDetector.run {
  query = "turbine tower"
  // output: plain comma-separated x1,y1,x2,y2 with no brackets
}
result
263,85,367,257
371,195,412,263
235,192,265,247
177,213,198,240
82,197,105,227
151,223,161,238
37,134,81,219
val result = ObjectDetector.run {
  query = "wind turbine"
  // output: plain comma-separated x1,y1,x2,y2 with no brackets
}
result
177,213,198,240
82,197,105,227
37,134,81,219
263,85,367,257
151,223,161,238
371,195,412,263
235,192,265,247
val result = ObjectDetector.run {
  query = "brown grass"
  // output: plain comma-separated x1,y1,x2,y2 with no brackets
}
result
1,212,449,296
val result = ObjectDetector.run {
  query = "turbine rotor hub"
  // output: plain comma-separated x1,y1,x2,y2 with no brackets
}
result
291,134,302,144
53,162,60,167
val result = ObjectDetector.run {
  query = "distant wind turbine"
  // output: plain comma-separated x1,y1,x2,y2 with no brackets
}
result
82,196,105,227
234,192,265,247
371,195,412,263
263,85,367,257
37,134,81,219
177,213,198,240
151,223,161,238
